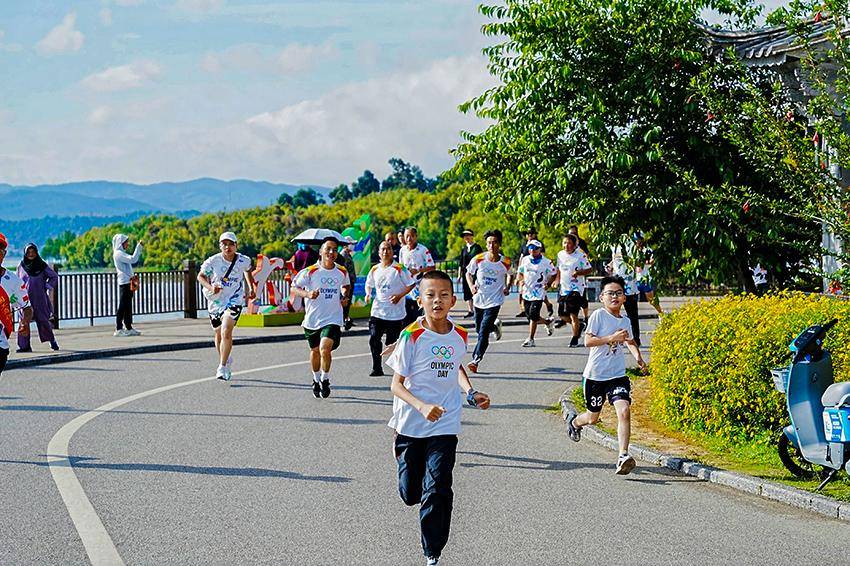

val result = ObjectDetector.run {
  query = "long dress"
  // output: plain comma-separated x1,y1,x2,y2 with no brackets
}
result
16,264,58,349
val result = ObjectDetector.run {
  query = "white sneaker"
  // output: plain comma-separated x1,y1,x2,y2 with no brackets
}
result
522,338,535,347
494,318,503,341
125,329,141,336
616,454,636,475
113,329,129,337
216,365,226,380
545,318,555,336
222,367,232,381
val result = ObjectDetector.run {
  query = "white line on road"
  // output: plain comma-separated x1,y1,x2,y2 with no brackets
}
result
46,334,560,565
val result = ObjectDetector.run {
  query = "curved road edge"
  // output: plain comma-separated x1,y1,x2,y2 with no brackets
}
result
559,390,850,522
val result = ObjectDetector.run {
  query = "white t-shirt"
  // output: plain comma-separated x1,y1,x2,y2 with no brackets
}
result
610,246,639,296
387,317,469,438
466,253,511,309
583,308,633,381
293,263,349,330
557,249,592,295
399,243,435,299
366,262,416,321
0,270,30,350
200,253,252,314
517,255,556,301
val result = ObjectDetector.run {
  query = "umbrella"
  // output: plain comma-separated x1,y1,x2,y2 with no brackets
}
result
291,228,344,245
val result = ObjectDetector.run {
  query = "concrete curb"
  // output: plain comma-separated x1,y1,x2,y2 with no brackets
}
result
559,390,850,522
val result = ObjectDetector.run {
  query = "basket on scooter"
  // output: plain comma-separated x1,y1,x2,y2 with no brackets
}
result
771,367,790,393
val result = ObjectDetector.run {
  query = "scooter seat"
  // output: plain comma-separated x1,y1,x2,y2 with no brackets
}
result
822,382,850,407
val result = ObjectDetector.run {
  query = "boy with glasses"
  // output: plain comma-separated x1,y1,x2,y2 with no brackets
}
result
566,276,647,475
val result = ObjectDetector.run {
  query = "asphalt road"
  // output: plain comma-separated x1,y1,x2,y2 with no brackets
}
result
2,321,848,566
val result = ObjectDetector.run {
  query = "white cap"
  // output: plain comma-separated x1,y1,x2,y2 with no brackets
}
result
527,239,543,249
219,231,238,244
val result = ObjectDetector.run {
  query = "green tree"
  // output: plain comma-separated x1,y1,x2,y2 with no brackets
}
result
291,188,324,208
351,170,381,198
277,192,294,206
452,0,824,291
381,158,436,192
329,183,352,203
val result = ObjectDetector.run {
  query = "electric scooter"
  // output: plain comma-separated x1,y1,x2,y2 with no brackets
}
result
774,319,850,490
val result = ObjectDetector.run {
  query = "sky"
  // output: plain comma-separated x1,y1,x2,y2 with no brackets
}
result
0,0,790,187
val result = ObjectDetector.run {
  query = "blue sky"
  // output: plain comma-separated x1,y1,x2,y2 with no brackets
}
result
0,1,788,187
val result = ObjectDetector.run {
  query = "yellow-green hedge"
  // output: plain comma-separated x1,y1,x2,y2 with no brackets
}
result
650,293,850,441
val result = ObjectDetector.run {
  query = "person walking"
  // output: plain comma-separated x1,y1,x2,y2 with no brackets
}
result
198,232,256,381
0,233,32,376
458,229,482,318
292,238,351,398
399,226,435,326
516,240,556,347
16,243,59,352
112,233,142,337
465,229,511,373
365,241,416,376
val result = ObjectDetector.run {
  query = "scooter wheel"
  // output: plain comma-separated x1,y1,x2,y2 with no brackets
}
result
777,433,819,479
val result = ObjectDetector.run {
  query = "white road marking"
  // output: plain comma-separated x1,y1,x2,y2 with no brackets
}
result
46,333,562,565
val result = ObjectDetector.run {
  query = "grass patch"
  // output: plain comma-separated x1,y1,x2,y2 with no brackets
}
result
562,370,850,501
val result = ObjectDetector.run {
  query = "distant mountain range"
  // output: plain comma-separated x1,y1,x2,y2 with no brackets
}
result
0,178,330,221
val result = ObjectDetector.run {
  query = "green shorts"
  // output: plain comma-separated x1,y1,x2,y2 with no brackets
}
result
304,325,342,350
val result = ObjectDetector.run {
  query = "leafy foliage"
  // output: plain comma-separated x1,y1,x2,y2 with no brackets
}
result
650,293,850,441
453,0,826,290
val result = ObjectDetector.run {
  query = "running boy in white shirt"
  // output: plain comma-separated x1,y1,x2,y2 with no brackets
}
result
365,240,416,376
566,276,647,475
388,270,490,566
292,238,351,398
555,234,593,348
198,232,256,381
516,240,556,347
465,229,511,373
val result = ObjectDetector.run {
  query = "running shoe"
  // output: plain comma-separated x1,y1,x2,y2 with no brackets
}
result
515,311,525,318
50,341,59,351
521,338,535,347
312,381,321,398
221,367,232,382
113,329,129,337
569,335,580,348
494,318,503,341
566,409,581,442
321,379,331,398
554,319,566,329
426,556,440,565
369,368,385,377
216,365,227,380
545,318,555,336
125,328,142,336
616,454,636,475
467,360,479,374
15,347,32,353
344,319,353,331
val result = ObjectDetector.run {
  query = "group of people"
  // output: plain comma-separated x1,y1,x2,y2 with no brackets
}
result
190,226,655,565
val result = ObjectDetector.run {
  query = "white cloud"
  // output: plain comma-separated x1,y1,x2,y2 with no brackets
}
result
80,60,162,92
176,0,224,13
201,42,337,75
88,106,113,126
100,8,114,27
35,12,84,55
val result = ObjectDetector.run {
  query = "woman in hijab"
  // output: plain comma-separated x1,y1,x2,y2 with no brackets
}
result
16,243,59,352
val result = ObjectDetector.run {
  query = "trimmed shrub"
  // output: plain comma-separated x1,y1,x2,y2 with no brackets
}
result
649,293,850,441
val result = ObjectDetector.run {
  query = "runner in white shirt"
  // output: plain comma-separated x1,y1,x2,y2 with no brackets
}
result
198,232,256,382
0,233,32,377
566,276,647,475
388,270,490,564
464,229,511,373
555,234,594,347
365,241,416,376
516,240,556,347
292,238,351,398
399,226,435,326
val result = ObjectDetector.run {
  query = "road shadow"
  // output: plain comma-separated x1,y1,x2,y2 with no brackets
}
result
331,395,392,407
3,456,351,483
0,396,23,400
35,366,119,372
231,379,385,392
456,450,610,472
469,374,571,383
490,403,551,411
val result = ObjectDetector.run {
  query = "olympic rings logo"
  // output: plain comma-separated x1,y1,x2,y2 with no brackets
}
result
482,267,497,276
431,345,455,359
320,277,338,285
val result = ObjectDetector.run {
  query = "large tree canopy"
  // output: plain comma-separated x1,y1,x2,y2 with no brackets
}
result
454,0,823,290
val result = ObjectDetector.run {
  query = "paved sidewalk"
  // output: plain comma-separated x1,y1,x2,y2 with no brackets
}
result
8,296,703,367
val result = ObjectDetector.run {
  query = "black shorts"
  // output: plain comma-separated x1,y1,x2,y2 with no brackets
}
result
304,325,342,350
583,376,632,413
209,305,243,329
461,273,474,301
558,292,584,316
524,299,544,321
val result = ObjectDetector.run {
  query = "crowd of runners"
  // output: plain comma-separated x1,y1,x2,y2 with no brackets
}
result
188,226,657,565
